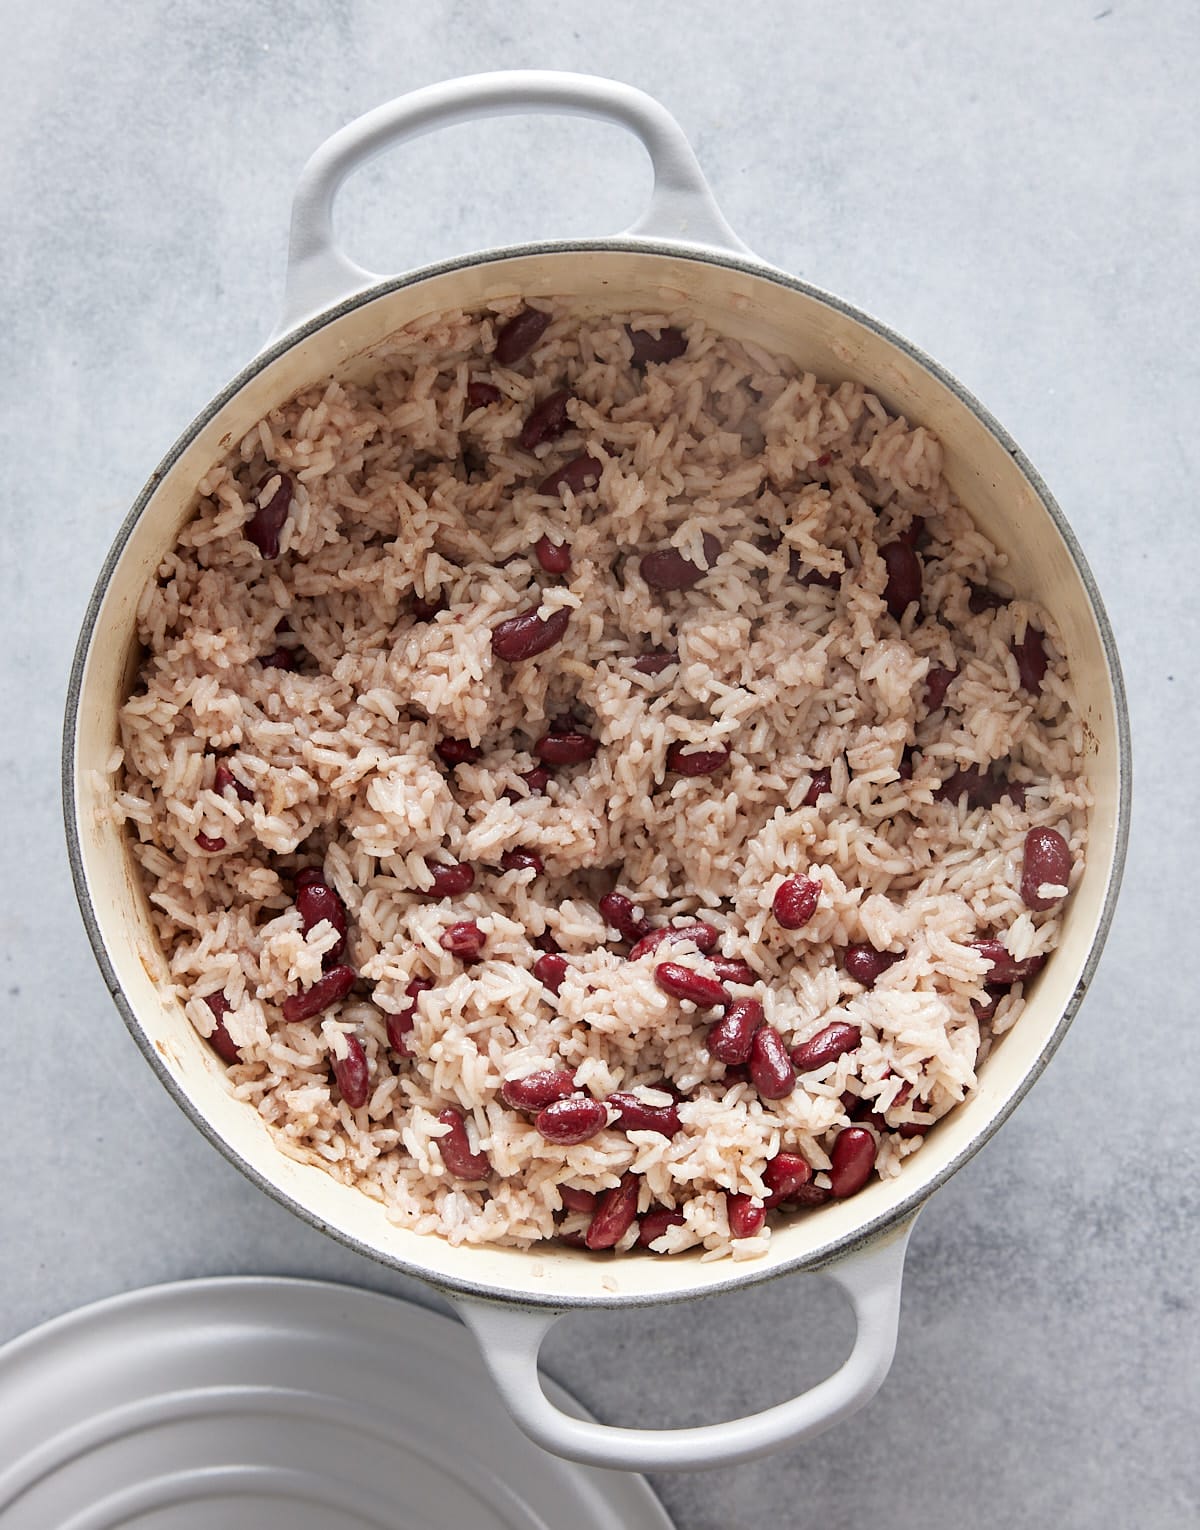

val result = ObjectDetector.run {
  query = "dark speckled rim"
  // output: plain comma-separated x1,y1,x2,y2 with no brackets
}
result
62,239,1131,1310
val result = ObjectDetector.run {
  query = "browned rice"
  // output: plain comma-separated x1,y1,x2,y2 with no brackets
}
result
103,300,1090,1261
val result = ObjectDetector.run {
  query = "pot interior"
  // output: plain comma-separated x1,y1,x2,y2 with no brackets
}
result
68,247,1127,1307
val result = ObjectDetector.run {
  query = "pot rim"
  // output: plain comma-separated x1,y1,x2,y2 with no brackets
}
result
63,236,1132,1309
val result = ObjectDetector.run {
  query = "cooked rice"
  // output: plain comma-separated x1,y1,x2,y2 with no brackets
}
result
106,300,1089,1260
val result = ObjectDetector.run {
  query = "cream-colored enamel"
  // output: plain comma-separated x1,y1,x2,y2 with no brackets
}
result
72,249,1123,1305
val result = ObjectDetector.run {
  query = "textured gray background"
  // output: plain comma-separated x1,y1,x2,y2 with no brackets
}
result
2,1,1197,1526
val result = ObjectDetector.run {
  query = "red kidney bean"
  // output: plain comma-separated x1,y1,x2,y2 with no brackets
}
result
501,1069,578,1111
495,306,551,365
972,990,1001,1024
195,832,226,852
788,1183,832,1207
829,1127,878,1198
533,952,568,994
969,583,1007,614
607,1092,681,1137
797,560,842,589
599,892,649,941
296,878,348,962
628,923,719,960
539,454,601,497
292,862,330,893
466,379,502,408
424,860,475,897
843,945,901,987
504,766,552,802
791,1021,862,1073
206,1016,240,1063
436,1108,491,1179
407,975,435,1007
386,976,433,1056
411,591,447,621
585,1173,640,1250
560,1184,598,1215
708,956,757,986
749,1026,796,1099
332,1035,369,1109
436,737,480,767
637,1207,686,1247
666,742,730,776
898,515,926,548
492,606,571,662
802,767,832,807
848,1098,881,1139
707,999,764,1064
641,533,722,591
898,747,916,783
519,388,572,450
1021,826,1073,911
245,473,293,559
535,727,598,765
925,665,957,711
934,765,987,806
203,993,240,1063
441,920,485,959
627,324,687,366
763,1152,813,1201
895,1120,930,1139
655,962,730,1008
500,849,544,876
990,772,1025,809
935,766,1024,811
536,1096,608,1145
969,939,1046,985
282,963,355,1023
632,649,677,674
999,777,1028,809
558,1229,588,1248
1013,626,1048,693
882,1077,912,1113
262,644,298,669
772,875,820,930
214,761,254,802
534,534,572,574
726,1193,766,1239
880,541,922,619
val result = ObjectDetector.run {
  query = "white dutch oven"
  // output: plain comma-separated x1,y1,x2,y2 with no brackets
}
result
64,73,1130,1472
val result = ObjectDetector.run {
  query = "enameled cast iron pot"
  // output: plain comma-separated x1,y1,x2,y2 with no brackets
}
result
64,73,1130,1472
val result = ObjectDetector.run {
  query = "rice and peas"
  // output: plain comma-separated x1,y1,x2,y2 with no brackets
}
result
107,300,1088,1261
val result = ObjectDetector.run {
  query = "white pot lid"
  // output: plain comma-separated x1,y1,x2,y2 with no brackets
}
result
0,1277,673,1529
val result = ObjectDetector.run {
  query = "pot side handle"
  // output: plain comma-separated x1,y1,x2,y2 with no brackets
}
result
278,70,752,334
449,1217,916,1473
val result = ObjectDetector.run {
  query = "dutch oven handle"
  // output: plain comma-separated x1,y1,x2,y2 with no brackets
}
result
450,1217,916,1472
278,70,752,333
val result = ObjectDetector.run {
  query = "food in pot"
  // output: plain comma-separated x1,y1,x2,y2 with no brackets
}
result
103,300,1088,1258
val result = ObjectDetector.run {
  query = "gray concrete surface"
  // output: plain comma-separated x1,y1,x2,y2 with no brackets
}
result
2,2,1197,1525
